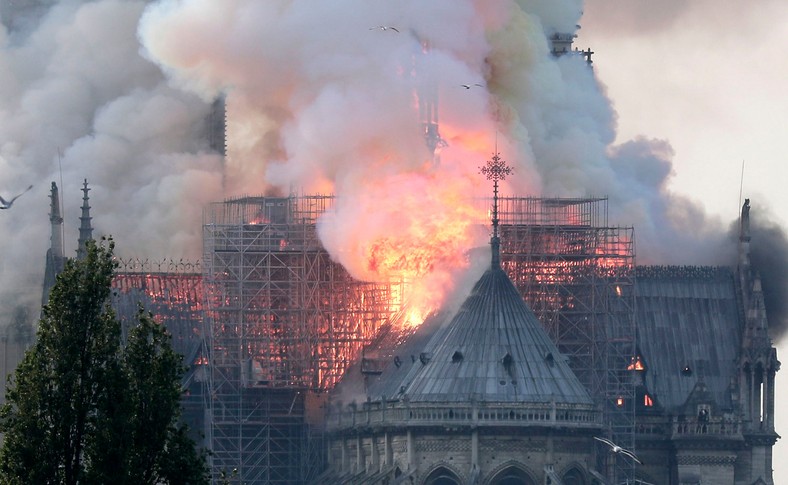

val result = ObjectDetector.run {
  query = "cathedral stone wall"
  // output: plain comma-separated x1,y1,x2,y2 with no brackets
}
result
327,428,596,484
676,451,737,485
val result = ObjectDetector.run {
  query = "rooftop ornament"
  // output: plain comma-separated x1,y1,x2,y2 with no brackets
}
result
480,151,512,269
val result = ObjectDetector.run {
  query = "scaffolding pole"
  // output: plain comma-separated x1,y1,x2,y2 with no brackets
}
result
202,196,401,484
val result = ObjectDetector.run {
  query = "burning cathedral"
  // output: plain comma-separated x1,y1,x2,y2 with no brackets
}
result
34,16,779,485
41,173,780,485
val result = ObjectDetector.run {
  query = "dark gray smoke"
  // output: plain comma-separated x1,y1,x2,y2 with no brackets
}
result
747,211,788,343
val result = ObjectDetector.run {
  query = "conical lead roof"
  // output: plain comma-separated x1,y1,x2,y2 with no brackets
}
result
369,264,593,405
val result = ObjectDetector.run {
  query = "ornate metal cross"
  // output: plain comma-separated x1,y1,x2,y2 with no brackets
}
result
480,153,511,267
480,152,512,184
480,153,511,230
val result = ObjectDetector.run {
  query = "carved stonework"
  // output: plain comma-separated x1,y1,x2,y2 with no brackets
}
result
676,455,737,466
484,460,538,484
554,439,587,453
416,462,467,485
480,439,545,453
745,433,780,447
415,438,471,453
392,440,407,453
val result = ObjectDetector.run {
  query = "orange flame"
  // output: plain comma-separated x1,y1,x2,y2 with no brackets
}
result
361,177,485,325
627,355,645,371
322,167,489,328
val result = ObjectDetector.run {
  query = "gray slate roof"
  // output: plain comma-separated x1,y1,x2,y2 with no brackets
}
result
366,265,593,405
634,266,742,411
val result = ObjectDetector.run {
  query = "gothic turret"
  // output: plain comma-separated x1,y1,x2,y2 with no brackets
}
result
76,179,93,260
41,181,65,306
735,199,780,485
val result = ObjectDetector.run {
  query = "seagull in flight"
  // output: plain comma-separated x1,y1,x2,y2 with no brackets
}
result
0,185,33,210
593,436,643,465
461,83,485,89
370,25,399,33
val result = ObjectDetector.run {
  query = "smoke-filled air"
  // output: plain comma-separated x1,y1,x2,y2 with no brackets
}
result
2,0,787,333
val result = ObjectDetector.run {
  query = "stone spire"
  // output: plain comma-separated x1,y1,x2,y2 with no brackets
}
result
76,179,93,260
42,182,65,306
735,200,780,443
738,198,752,308
49,181,63,260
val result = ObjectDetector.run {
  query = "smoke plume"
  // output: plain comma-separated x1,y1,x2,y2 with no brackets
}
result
2,0,786,331
0,1,222,317
747,210,788,342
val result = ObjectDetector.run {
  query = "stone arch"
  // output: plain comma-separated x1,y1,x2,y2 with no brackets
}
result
559,463,588,485
484,461,538,485
422,463,463,485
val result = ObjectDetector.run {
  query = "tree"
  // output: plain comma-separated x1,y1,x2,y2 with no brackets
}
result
86,311,208,485
0,238,208,484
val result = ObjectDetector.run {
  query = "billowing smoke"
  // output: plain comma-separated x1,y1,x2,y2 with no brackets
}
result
746,210,788,342
137,0,733,295
3,0,786,330
0,1,223,318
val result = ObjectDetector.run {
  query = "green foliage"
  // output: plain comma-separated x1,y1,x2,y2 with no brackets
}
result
0,239,208,485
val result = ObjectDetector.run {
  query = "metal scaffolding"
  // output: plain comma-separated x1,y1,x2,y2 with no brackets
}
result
202,196,402,484
494,196,637,482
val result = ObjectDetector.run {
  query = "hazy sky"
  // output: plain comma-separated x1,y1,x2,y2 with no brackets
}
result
579,1,788,480
580,0,788,229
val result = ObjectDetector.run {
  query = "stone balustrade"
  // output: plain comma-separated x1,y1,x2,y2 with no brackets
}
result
671,419,742,439
326,400,601,431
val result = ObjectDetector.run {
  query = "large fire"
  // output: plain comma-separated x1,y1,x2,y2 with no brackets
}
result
322,168,488,328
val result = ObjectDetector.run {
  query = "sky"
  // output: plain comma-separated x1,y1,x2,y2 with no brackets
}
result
0,0,787,480
579,0,788,480
580,0,788,230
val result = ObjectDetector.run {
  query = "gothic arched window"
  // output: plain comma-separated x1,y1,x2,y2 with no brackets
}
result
423,466,461,485
562,467,586,485
488,465,537,485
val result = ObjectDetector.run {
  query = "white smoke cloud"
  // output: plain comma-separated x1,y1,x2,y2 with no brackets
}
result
0,0,737,322
480,3,728,264
140,0,521,303
137,0,732,278
0,0,222,317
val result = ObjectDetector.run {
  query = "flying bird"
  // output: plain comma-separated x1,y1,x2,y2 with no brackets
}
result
370,25,399,33
0,185,33,210
461,83,485,89
593,436,643,465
